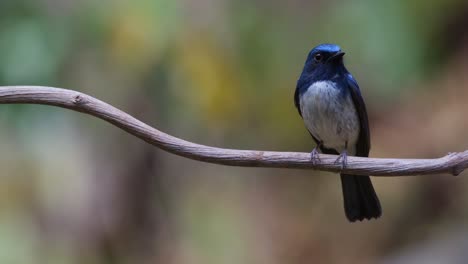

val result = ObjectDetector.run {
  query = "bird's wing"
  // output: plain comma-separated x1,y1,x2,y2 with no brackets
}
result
346,73,370,157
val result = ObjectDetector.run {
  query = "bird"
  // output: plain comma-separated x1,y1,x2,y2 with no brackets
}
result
294,43,382,222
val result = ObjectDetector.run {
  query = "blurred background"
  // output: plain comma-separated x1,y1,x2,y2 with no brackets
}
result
0,0,468,263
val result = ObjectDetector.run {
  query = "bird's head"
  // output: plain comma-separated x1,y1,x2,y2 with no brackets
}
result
302,43,346,76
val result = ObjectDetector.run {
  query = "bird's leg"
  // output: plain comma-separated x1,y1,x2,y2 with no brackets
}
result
310,141,323,165
334,141,348,170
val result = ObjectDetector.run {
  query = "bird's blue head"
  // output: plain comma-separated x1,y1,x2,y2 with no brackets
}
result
300,43,346,81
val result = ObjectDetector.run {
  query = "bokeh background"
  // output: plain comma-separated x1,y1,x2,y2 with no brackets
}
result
1,0,468,263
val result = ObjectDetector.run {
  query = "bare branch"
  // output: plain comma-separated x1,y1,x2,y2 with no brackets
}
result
0,86,466,176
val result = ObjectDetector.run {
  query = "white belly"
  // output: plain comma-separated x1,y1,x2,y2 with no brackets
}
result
300,81,360,154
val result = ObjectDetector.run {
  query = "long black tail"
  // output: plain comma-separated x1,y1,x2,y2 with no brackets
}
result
340,174,382,222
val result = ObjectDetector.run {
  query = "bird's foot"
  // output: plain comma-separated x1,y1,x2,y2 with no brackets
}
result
334,150,348,170
310,148,321,165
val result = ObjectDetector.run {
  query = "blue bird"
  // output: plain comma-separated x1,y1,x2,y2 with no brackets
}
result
294,43,382,222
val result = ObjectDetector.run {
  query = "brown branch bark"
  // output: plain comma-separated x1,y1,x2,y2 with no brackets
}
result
0,86,466,176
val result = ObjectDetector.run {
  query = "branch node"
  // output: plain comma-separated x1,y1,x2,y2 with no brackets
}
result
452,166,464,176
72,93,86,105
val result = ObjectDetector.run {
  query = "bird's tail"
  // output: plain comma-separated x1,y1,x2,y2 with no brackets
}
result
340,174,382,222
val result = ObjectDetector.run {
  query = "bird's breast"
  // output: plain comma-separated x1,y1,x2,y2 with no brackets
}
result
299,81,360,153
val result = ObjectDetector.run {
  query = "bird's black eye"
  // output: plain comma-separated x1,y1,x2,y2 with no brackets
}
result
314,53,323,62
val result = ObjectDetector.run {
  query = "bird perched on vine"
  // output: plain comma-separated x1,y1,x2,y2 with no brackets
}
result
294,43,381,222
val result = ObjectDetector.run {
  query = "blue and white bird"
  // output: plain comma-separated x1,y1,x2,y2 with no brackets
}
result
294,43,382,222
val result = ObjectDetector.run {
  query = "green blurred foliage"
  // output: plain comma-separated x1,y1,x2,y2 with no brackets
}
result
0,0,468,263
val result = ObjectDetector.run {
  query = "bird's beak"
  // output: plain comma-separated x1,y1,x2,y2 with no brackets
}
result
328,51,345,61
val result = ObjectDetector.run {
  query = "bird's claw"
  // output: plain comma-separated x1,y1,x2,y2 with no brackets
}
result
310,148,321,165
334,151,348,170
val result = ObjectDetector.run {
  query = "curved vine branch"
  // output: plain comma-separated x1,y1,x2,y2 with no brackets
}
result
0,86,466,176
